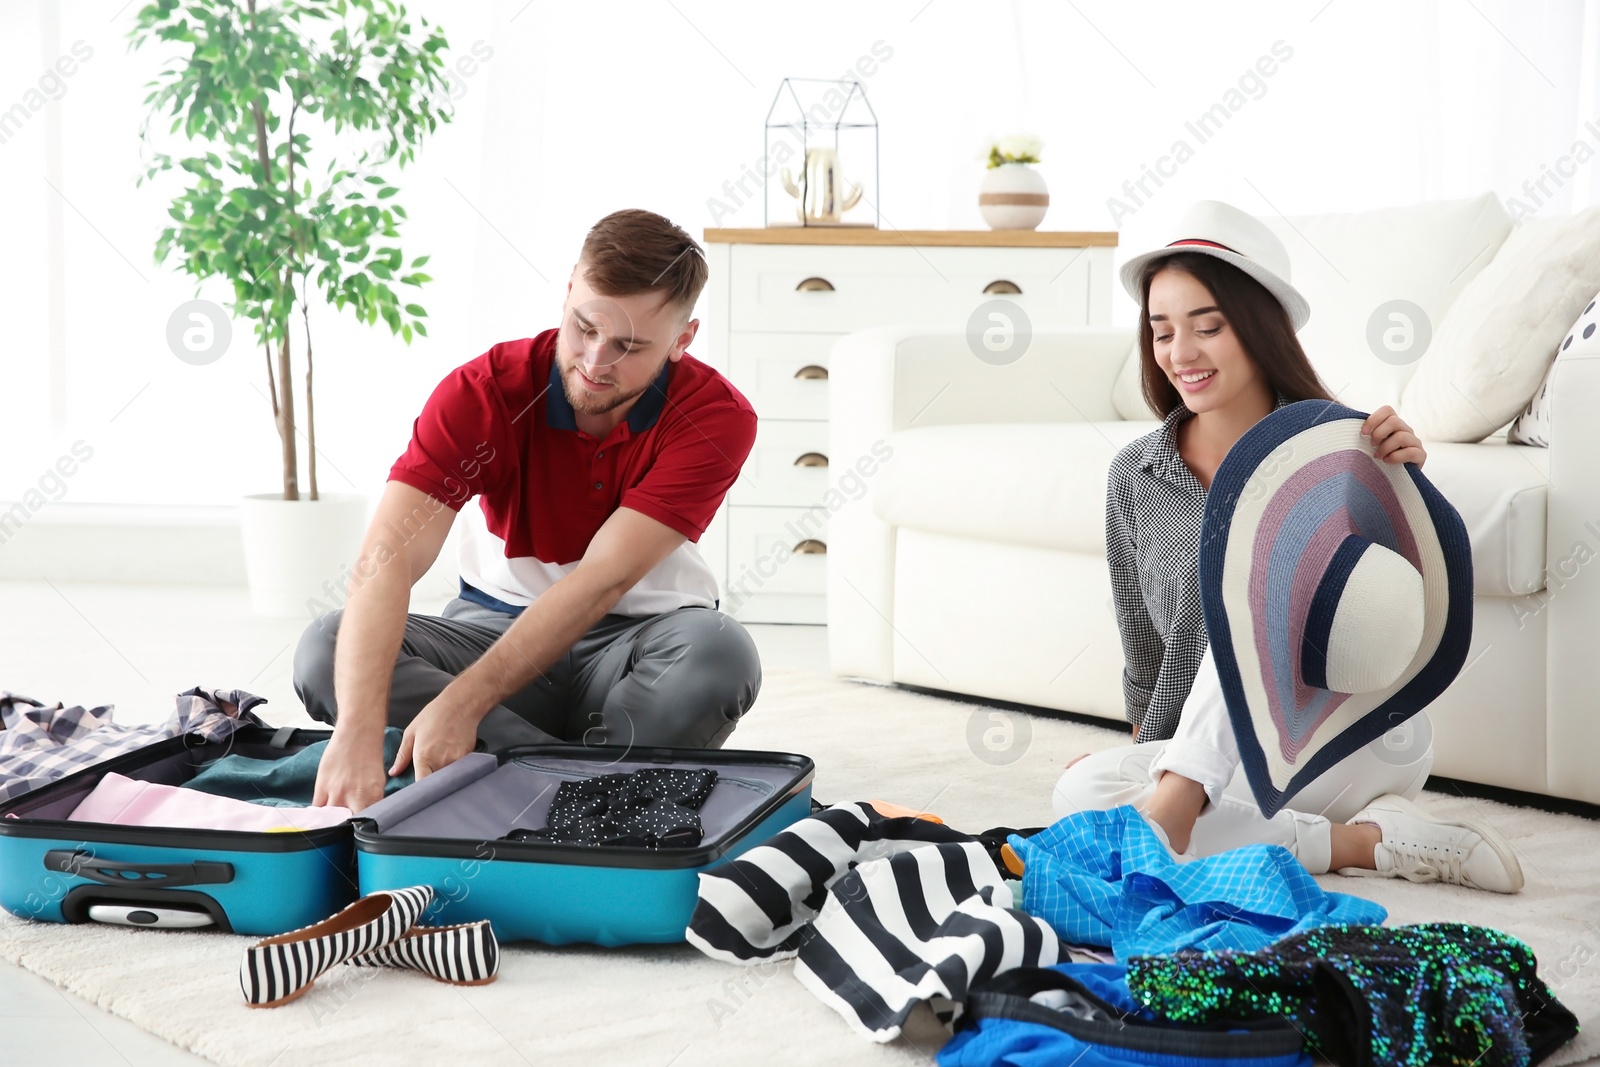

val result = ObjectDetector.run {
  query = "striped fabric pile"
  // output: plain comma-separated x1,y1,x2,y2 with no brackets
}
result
686,802,1060,1041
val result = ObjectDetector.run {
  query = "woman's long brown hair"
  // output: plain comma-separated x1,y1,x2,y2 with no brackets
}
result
1138,252,1335,418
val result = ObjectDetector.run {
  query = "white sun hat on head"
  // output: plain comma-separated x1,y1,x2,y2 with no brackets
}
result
1119,200,1311,331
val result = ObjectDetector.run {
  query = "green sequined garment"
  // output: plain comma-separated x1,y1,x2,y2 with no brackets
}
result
1127,922,1578,1067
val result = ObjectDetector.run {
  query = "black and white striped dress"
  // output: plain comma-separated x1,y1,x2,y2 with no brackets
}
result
687,803,1060,1041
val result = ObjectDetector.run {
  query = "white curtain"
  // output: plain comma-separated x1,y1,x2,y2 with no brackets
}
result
2,0,1597,508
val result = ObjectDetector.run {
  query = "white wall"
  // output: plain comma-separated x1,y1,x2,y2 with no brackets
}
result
1,0,1597,510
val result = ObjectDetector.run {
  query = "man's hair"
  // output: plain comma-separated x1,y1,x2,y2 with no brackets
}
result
579,209,707,317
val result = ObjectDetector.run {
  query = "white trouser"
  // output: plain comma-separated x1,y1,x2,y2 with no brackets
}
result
1052,645,1433,874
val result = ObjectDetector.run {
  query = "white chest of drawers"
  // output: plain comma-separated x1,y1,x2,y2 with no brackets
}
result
697,228,1118,624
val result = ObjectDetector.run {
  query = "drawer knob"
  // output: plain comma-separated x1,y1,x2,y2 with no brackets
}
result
793,539,828,555
795,276,836,292
984,279,1023,295
793,452,829,468
793,364,830,380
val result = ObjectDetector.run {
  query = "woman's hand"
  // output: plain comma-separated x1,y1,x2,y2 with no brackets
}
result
1362,405,1427,468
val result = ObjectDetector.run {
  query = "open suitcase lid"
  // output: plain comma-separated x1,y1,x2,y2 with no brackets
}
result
351,744,815,871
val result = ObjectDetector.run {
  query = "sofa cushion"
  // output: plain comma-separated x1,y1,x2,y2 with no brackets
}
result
1403,206,1600,442
875,422,1158,556
1508,290,1600,447
878,423,1548,597
1414,439,1548,596
1261,193,1513,414
1111,339,1154,420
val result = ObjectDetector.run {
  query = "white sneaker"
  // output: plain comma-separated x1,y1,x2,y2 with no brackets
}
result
1339,794,1524,894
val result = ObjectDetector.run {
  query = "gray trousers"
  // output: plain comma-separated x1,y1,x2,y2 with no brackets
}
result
292,597,762,752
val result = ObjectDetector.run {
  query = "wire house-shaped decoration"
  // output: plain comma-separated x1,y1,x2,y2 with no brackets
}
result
764,77,879,228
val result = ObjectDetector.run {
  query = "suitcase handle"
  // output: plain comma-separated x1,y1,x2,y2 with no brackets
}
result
43,850,234,889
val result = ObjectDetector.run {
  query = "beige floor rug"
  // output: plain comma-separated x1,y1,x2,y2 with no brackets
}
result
1,668,1596,1066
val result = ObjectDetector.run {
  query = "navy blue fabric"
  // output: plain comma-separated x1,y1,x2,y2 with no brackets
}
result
1198,400,1475,817
1298,534,1367,690
543,348,673,433
458,578,527,617
1009,806,1386,959
939,963,1312,1066
1050,963,1142,1013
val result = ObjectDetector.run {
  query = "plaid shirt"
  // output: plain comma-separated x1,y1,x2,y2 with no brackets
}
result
1107,394,1290,742
0,687,267,802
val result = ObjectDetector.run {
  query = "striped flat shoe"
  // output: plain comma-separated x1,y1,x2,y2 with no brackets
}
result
239,885,433,1008
346,920,500,986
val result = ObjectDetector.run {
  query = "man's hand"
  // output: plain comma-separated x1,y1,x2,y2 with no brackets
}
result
312,733,388,812
1362,405,1427,468
391,691,481,780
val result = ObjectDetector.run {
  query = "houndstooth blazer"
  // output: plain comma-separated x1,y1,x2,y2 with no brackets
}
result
1106,394,1290,742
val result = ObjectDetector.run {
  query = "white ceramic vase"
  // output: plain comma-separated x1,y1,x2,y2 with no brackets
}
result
979,163,1049,230
239,492,369,617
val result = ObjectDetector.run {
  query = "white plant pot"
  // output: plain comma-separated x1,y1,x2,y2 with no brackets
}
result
239,492,370,618
979,163,1049,230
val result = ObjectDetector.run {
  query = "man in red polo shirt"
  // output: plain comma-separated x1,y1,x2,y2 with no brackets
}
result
298,209,760,812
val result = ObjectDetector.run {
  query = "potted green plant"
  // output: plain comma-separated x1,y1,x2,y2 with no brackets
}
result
131,0,452,614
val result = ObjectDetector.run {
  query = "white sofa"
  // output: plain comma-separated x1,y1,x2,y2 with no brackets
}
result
828,193,1600,804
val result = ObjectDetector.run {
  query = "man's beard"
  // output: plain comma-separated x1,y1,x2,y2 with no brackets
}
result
557,356,651,416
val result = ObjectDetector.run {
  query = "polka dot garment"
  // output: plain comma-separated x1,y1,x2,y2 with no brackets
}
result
521,768,719,849
1509,293,1600,447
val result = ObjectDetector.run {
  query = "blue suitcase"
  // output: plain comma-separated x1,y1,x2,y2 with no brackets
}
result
0,727,357,936
352,745,814,946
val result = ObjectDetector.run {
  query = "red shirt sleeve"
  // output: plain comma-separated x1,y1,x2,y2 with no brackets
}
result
388,359,511,511
621,392,756,541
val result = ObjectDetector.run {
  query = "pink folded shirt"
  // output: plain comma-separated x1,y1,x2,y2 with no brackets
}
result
68,772,352,832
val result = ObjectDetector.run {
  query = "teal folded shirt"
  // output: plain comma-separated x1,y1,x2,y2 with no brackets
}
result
183,728,414,807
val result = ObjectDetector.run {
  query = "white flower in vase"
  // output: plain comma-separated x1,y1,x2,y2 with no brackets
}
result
980,133,1048,229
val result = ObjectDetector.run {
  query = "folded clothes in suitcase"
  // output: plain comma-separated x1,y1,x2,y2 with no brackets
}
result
353,745,815,947
0,727,357,936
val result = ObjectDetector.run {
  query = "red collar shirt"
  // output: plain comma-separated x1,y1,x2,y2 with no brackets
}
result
388,330,756,617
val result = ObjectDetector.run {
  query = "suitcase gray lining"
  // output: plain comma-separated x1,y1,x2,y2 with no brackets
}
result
363,754,801,845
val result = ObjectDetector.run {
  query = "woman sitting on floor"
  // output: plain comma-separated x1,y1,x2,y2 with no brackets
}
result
1053,200,1522,894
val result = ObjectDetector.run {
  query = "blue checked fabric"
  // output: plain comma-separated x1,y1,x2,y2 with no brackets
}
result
1010,806,1387,960
0,687,268,802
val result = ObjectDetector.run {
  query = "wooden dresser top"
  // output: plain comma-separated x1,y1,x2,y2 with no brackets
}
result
703,228,1118,248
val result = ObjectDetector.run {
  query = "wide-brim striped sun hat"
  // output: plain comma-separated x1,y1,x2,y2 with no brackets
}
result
1199,400,1474,818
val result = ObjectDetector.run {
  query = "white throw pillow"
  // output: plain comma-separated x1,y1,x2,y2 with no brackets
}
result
1506,291,1600,447
1265,192,1512,413
1402,205,1600,442
1110,340,1154,420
